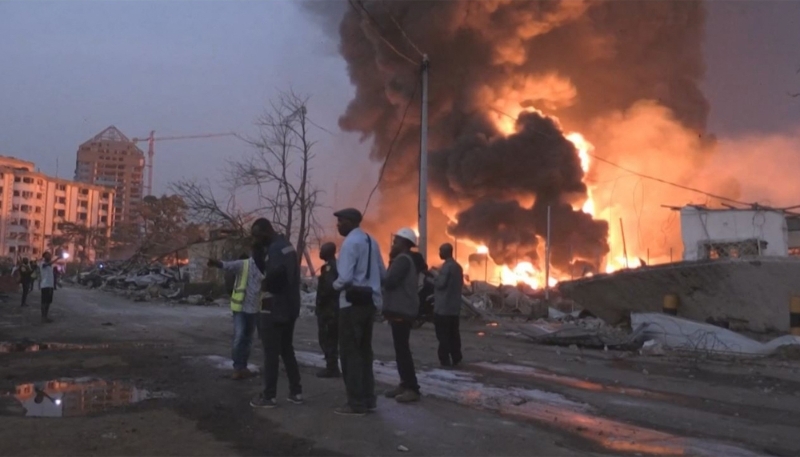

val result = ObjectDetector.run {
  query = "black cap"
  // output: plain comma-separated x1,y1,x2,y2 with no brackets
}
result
334,208,363,224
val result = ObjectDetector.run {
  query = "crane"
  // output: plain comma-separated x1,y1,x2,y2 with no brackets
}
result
131,131,238,196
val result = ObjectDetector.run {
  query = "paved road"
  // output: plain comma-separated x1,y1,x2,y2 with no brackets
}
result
1,286,799,456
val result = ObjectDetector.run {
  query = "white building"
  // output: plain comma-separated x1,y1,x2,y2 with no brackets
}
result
0,156,115,260
679,206,796,260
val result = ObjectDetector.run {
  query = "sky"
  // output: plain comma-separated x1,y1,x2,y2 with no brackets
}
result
1,0,799,213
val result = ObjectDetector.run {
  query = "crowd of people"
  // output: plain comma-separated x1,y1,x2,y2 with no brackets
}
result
11,252,59,323
208,207,464,416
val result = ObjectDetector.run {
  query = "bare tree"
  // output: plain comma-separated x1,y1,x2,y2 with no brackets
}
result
230,90,322,274
170,178,253,237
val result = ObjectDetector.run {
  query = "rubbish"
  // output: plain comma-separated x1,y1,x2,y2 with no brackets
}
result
102,433,118,440
640,340,665,356
397,445,409,452
185,295,205,305
631,313,800,356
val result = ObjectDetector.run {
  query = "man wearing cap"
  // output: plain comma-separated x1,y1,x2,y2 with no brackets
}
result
332,208,385,416
381,227,422,403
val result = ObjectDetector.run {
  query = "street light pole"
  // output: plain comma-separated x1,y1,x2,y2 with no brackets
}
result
418,54,430,261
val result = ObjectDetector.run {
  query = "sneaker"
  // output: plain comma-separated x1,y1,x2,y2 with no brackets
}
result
287,394,304,405
384,385,405,399
334,405,367,416
395,390,421,403
316,367,341,378
250,395,277,409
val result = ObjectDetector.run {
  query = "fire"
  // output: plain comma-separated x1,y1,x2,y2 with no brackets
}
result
565,132,596,216
499,261,558,290
476,245,489,255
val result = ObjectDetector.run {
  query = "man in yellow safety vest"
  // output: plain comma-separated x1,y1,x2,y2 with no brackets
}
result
208,252,265,380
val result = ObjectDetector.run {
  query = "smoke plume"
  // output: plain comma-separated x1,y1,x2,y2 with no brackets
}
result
306,0,710,272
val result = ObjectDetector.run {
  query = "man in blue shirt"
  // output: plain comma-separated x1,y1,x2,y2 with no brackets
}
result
332,208,385,416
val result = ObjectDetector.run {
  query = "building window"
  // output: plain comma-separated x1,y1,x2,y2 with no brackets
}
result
8,247,15,254
13,190,19,197
54,209,65,218
79,201,89,208
102,192,110,199
80,188,89,195
12,204,19,211
78,213,88,221
14,177,20,183
21,191,33,199
23,177,33,184
34,206,42,214
36,193,42,199
56,184,66,191
36,179,43,185
57,197,66,204
101,216,108,223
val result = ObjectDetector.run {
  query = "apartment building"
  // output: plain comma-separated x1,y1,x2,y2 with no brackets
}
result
74,126,144,228
0,156,114,260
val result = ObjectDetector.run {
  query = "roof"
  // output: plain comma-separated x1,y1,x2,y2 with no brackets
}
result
80,126,132,147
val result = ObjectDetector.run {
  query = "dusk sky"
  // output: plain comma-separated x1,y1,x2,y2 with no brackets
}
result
1,0,799,210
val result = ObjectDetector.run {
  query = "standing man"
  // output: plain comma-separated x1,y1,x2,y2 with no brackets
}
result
249,219,303,409
316,242,341,378
434,243,464,367
207,252,264,380
18,258,33,307
39,252,55,323
332,208,385,416
382,228,421,404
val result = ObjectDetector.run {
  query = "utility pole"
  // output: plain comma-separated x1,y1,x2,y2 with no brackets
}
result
418,54,430,260
545,205,552,299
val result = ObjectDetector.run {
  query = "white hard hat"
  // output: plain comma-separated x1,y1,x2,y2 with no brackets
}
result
394,227,418,246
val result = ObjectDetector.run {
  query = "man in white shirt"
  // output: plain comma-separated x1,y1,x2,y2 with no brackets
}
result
38,252,56,323
332,208,385,416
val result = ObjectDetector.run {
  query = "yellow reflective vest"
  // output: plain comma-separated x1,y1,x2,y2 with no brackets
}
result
230,259,258,313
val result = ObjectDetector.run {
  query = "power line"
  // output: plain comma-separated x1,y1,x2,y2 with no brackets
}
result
363,77,420,216
488,106,753,207
348,0,417,67
389,14,424,57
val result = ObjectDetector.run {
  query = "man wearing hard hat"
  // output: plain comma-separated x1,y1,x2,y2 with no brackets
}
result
381,227,422,403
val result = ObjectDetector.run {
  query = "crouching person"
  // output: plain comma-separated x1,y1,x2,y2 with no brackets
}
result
382,228,421,403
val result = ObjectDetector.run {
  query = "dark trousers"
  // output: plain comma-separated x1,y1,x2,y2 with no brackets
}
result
41,287,54,317
316,306,339,369
261,318,302,399
390,320,420,393
232,312,258,370
434,314,462,365
21,280,31,305
339,306,376,410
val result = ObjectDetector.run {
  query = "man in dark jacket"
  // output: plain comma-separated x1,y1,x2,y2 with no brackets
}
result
18,258,33,307
249,218,303,409
434,243,464,366
316,242,341,378
382,227,421,404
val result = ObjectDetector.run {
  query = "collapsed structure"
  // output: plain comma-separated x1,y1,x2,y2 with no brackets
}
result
560,206,800,333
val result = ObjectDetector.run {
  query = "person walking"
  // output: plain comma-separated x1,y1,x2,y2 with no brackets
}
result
332,208,385,416
249,219,303,409
207,252,264,380
18,258,33,307
38,252,56,323
434,243,464,367
316,242,341,378
382,228,422,404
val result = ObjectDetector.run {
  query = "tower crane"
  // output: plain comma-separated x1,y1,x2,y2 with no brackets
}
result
131,131,238,196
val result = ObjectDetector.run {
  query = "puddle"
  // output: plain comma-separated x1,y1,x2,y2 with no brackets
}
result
187,355,260,373
0,340,171,354
0,377,174,417
294,351,762,457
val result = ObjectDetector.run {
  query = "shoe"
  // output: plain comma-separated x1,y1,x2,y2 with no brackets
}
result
452,357,463,366
395,390,421,403
316,367,341,378
287,394,304,405
334,405,367,416
440,360,453,368
231,369,253,380
250,395,277,409
367,398,377,411
384,385,405,399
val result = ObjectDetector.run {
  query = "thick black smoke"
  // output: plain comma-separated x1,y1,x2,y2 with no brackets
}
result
304,0,708,271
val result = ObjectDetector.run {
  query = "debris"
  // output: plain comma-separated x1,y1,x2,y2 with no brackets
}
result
102,433,118,440
642,369,649,375
631,313,800,356
640,340,665,356
185,295,205,305
397,445,410,452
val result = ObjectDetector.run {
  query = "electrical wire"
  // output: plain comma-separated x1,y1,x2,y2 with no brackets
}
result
348,0,418,67
389,14,424,57
362,77,420,216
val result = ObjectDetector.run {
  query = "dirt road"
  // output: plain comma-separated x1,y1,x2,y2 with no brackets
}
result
1,286,799,456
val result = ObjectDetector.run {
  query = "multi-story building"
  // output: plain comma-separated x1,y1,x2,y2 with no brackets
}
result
0,156,114,260
74,126,144,229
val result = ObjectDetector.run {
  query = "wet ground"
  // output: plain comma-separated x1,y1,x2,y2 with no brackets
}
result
1,286,799,456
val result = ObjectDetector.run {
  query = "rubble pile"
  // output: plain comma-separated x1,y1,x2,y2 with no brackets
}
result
68,261,222,306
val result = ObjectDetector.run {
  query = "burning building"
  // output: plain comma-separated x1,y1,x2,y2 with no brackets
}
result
307,0,728,289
